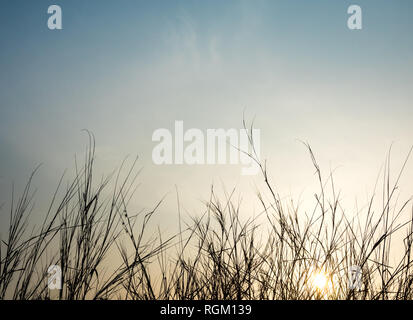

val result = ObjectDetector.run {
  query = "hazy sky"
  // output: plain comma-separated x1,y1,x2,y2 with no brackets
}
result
1,0,413,232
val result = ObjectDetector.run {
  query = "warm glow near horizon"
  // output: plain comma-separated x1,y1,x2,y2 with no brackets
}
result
312,271,328,291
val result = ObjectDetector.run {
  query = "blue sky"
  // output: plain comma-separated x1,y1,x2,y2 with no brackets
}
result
0,0,413,230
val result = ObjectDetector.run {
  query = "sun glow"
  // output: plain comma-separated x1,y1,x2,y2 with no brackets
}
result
307,268,338,299
312,271,328,290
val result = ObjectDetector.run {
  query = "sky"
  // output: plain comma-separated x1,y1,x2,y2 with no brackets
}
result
0,0,413,233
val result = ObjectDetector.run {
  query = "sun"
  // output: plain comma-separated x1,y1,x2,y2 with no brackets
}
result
306,267,339,298
312,271,328,290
